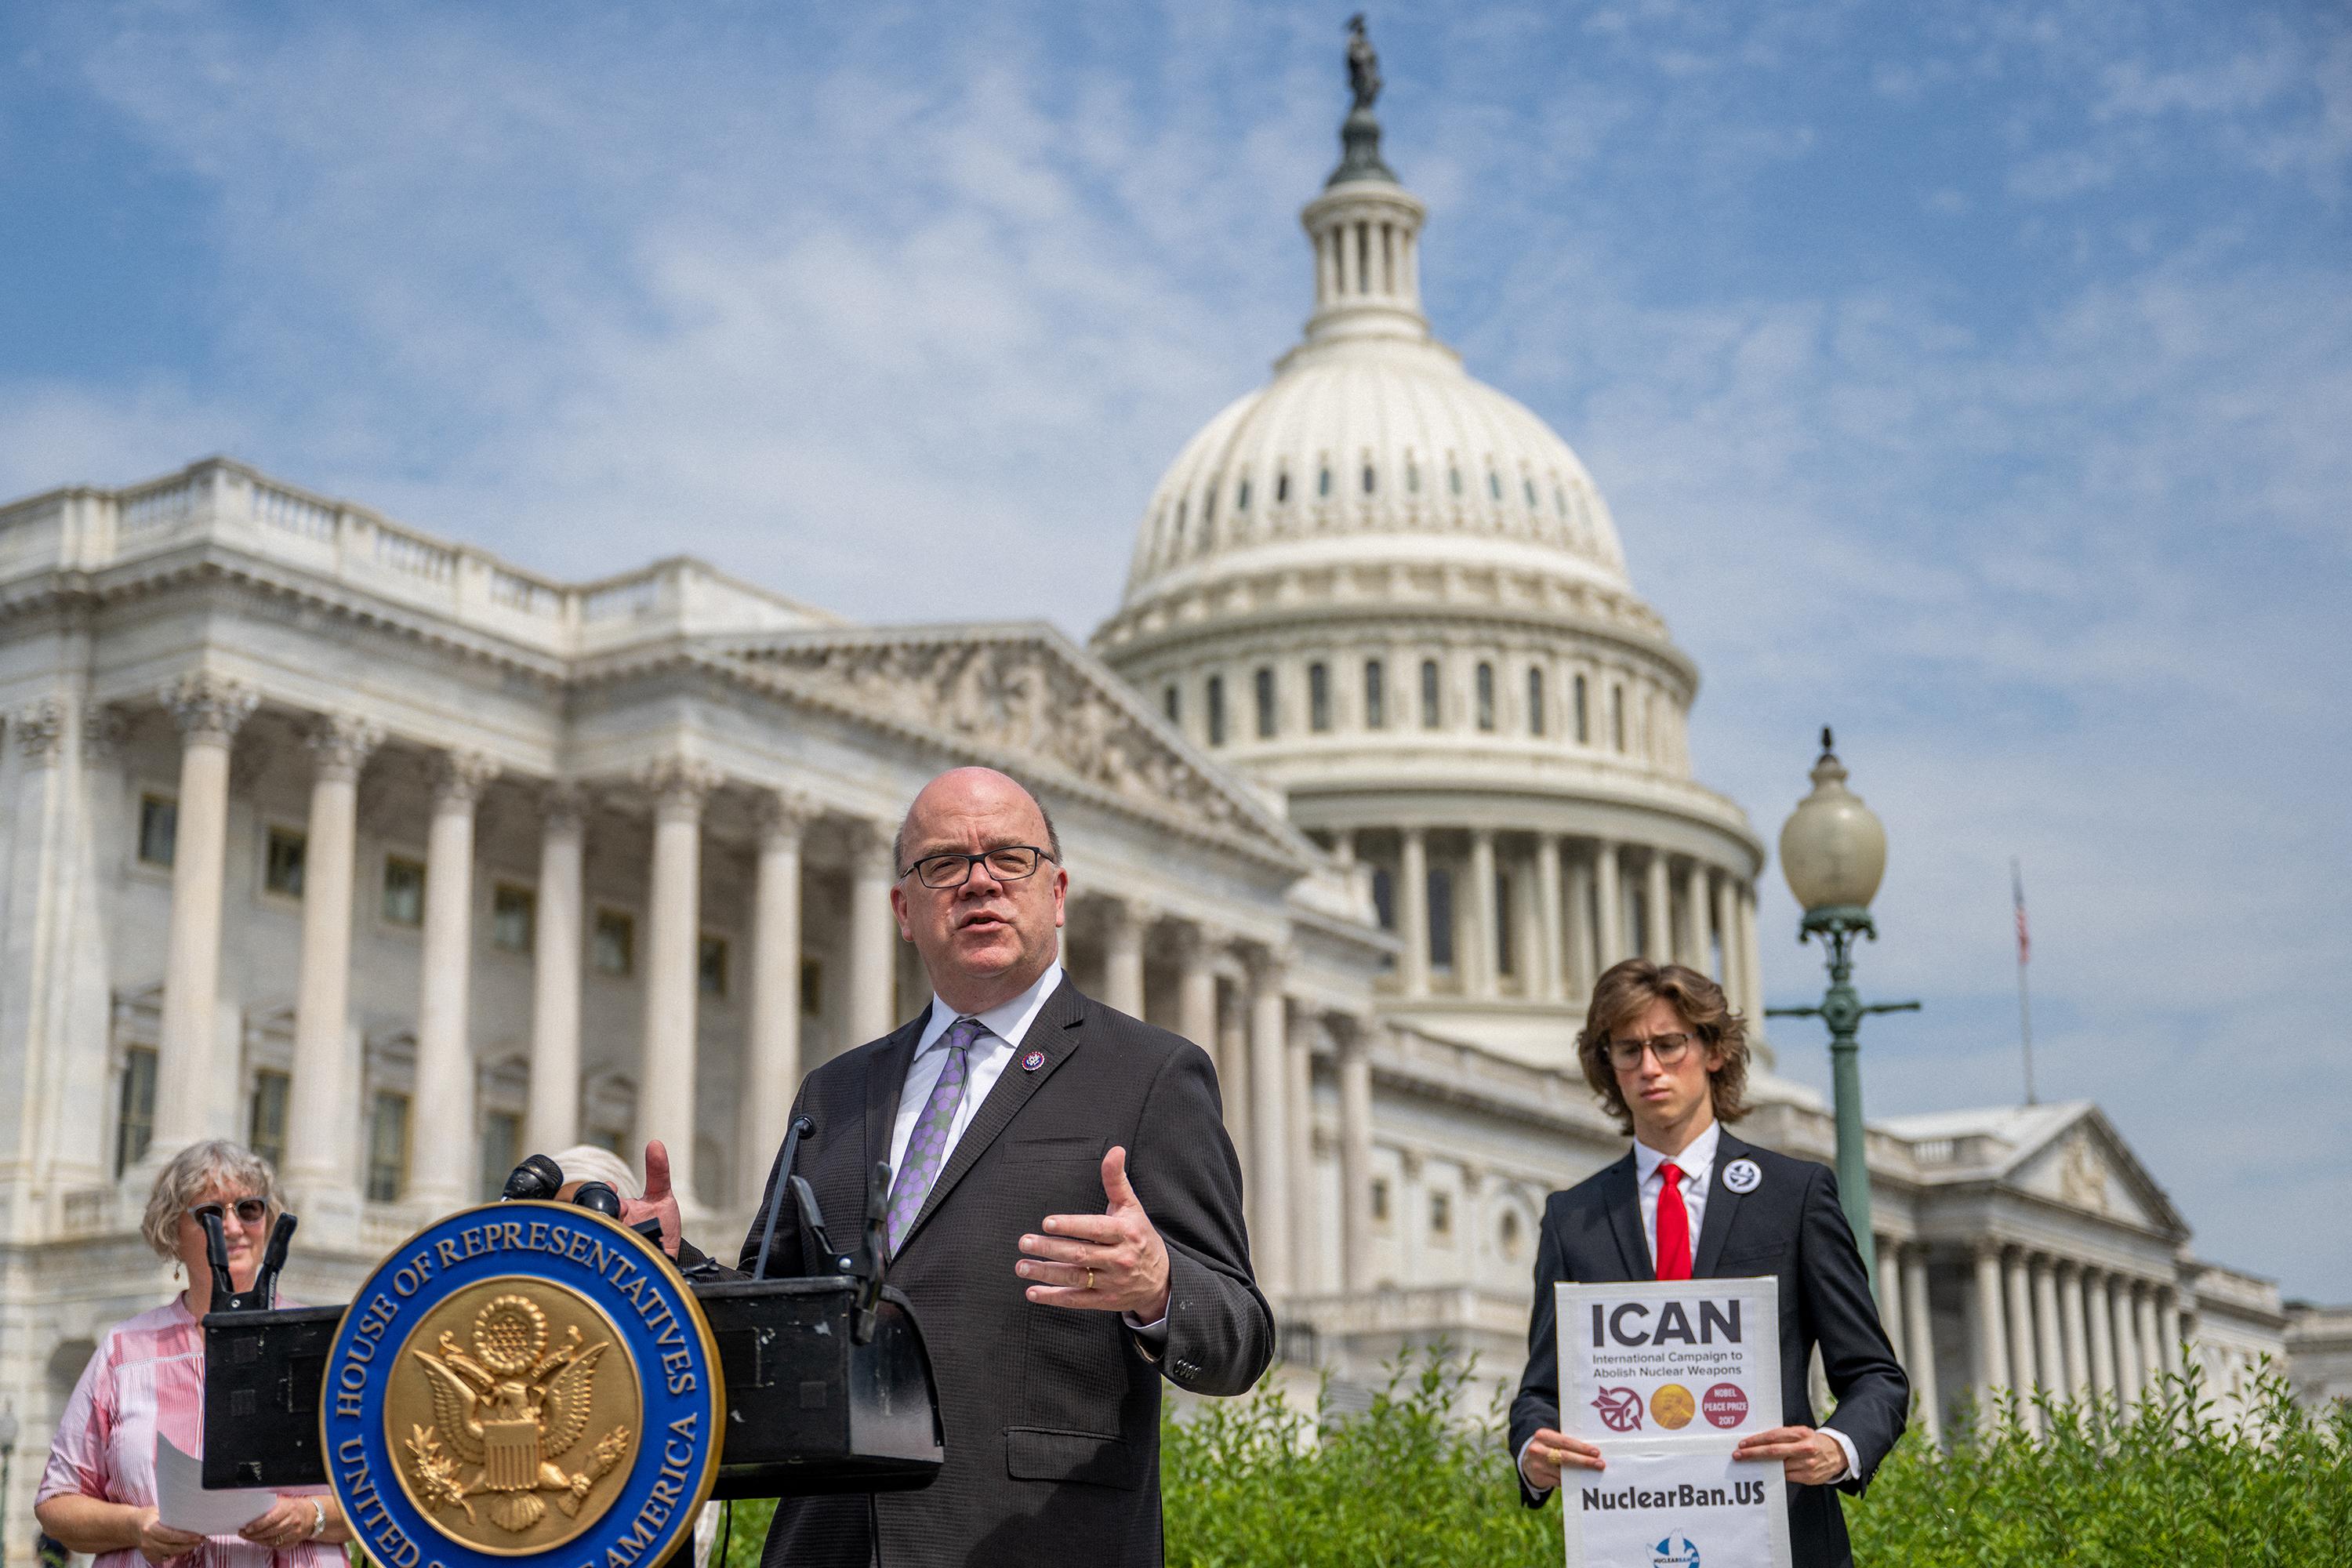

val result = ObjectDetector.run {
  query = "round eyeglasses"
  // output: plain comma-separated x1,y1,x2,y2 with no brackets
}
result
190,1196,270,1228
1605,1032,1693,1070
900,844,1058,891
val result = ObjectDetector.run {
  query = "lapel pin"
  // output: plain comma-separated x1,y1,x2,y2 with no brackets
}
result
1722,1158,1762,1194
1022,1049,1047,1073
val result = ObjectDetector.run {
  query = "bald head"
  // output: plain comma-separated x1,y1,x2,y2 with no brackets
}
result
889,768,1069,1015
894,768,1060,875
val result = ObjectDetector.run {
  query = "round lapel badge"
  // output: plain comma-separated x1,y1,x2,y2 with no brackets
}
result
322,1202,722,1568
1722,1157,1762,1194
1022,1049,1047,1073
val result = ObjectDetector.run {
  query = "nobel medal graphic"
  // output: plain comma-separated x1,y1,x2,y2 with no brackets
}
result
322,1203,721,1568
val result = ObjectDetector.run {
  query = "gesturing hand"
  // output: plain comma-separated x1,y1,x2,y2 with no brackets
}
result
1018,1147,1171,1320
618,1140,684,1258
1733,1425,1849,1486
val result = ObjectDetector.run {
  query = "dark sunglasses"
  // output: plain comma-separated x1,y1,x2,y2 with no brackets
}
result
190,1197,270,1228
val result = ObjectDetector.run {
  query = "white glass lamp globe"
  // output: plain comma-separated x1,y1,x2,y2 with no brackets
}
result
1778,728,1888,914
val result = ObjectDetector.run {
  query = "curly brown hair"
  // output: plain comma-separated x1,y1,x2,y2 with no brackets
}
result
1577,959,1752,1136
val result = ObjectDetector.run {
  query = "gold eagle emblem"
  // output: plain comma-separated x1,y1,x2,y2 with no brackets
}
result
401,1294,633,1534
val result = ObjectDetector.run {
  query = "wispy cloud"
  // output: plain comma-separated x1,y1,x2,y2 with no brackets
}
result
4,0,2349,1298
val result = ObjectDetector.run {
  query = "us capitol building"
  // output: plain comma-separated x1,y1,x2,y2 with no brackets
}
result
0,57,2342,1541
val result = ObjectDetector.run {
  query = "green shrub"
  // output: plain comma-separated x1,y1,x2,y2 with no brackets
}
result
713,1355,2350,1568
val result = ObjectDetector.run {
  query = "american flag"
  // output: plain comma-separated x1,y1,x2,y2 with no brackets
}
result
2012,858,2030,966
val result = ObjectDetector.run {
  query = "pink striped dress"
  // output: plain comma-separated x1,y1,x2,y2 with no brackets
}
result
38,1298,339,1568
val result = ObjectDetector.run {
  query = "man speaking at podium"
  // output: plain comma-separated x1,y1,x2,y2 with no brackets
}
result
638,766,1270,1567
1509,960,1907,1567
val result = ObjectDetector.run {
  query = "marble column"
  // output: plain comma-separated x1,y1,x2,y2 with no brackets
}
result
1737,884,1766,1021
525,786,587,1158
1877,1237,1906,1362
151,675,258,1154
2060,1263,2092,1400
2136,1283,2164,1394
1902,1245,1940,1441
1286,1018,1315,1290
1102,897,1147,1017
1466,829,1498,997
740,792,811,1206
1677,859,1706,969
1216,975,1250,1157
1644,852,1671,963
1176,923,1220,1051
1973,1243,2010,1410
409,750,499,1214
1247,947,1291,1297
639,760,718,1210
1338,1019,1375,1293
846,822,899,1047
2110,1276,2142,1410
1397,828,1430,997
2033,1255,2065,1403
1593,840,1624,970
2157,1287,2182,1384
2085,1268,2117,1399
1711,871,1738,1003
2005,1248,2039,1429
1565,853,1595,999
1534,833,1565,1003
282,713,382,1225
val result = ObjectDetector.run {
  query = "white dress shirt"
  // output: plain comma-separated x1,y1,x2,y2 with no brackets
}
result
1520,1120,1853,1490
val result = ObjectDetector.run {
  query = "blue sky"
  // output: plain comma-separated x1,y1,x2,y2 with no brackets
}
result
3,2,2347,1301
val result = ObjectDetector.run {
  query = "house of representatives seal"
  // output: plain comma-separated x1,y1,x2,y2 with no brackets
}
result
321,1202,722,1568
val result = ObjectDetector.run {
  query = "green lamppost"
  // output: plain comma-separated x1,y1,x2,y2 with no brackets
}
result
1766,730,1918,1284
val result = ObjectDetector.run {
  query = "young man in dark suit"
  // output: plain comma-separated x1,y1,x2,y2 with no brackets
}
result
1510,960,1907,1568
632,767,1270,1568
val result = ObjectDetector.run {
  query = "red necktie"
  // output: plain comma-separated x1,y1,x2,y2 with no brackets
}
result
1655,1162,1692,1280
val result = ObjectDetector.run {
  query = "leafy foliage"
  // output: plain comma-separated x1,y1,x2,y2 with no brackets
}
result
711,1354,2350,1568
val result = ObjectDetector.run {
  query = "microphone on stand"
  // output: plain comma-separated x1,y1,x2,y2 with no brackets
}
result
501,1153,566,1201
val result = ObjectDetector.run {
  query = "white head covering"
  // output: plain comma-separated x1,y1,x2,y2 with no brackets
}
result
550,1143,641,1201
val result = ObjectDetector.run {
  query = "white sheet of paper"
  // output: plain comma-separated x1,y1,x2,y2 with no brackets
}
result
1560,1438,1793,1568
154,1432,274,1536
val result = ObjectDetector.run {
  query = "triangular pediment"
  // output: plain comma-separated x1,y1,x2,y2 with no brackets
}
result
2006,1106,2186,1240
713,622,1309,869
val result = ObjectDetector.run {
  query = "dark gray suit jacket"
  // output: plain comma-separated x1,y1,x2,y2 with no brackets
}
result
1509,1131,1908,1568
739,976,1272,1568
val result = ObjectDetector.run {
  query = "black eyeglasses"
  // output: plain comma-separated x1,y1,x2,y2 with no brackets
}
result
1606,1033,1694,1070
190,1197,269,1228
899,845,1058,891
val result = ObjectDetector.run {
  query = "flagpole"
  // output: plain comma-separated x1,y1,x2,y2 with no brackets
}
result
2013,856,2034,1105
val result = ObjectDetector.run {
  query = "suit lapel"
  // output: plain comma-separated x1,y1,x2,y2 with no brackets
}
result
862,1004,933,1180
1602,1152,1653,1282
1692,1131,1750,1278
891,975,1087,1260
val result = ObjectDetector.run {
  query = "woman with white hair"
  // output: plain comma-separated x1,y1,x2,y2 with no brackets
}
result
35,1141,350,1567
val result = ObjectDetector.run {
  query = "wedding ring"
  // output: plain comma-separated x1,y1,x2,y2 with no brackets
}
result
1087,1267,1096,1291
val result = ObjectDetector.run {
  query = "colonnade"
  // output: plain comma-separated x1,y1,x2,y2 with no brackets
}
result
1868,1238,2181,1436
1353,827,1762,1012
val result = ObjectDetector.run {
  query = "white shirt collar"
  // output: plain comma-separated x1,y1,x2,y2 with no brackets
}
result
914,960,1065,1055
1634,1119,1721,1188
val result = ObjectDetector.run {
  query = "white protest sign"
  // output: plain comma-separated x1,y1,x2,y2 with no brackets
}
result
1561,1439,1792,1568
1563,1278,1782,1443
1555,1279,1792,1568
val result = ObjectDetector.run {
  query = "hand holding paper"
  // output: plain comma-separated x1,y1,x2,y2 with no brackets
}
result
153,1433,274,1537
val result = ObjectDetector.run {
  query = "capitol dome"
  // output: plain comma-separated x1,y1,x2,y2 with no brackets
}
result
1093,61,1768,1066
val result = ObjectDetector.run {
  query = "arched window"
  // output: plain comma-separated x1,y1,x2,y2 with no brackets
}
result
1428,868,1456,971
1207,675,1227,746
1254,666,1277,739
1420,659,1442,728
1362,463,1376,494
1163,684,1180,724
1489,471,1503,500
1276,470,1290,503
1319,466,1332,498
1406,461,1420,493
1308,662,1332,732
1449,466,1463,495
1523,478,1537,508
1363,659,1385,729
1528,667,1546,735
1237,478,1251,510
1475,662,1496,731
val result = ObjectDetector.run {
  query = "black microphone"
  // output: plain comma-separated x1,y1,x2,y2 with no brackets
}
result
502,1153,565,1201
572,1181,624,1218
753,1116,816,1280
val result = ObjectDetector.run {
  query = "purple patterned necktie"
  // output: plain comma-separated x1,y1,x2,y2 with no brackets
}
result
884,1015,983,1254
